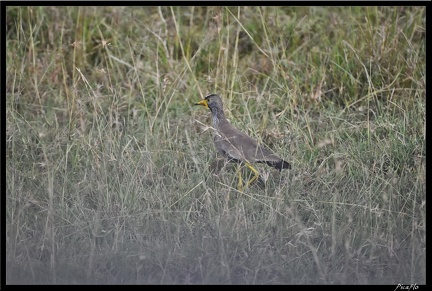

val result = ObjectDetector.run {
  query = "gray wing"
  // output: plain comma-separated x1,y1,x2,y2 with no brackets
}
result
214,121,281,163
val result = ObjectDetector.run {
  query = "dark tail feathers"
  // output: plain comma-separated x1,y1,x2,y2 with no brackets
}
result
265,160,291,171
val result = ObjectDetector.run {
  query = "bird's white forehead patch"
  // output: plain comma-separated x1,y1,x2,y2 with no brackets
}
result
205,93,218,101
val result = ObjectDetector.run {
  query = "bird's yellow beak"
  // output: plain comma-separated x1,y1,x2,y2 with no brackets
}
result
194,99,209,109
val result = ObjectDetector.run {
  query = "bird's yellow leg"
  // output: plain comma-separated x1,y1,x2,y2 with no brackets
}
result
236,164,243,191
241,162,260,191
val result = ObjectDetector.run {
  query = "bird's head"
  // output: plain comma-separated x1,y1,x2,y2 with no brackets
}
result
194,94,223,112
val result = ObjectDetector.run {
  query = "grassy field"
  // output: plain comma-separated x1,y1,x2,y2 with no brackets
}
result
5,6,425,284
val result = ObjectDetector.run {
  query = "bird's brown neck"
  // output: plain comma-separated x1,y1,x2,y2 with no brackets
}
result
210,106,226,128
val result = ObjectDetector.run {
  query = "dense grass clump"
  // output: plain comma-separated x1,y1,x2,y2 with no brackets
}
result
6,6,425,284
